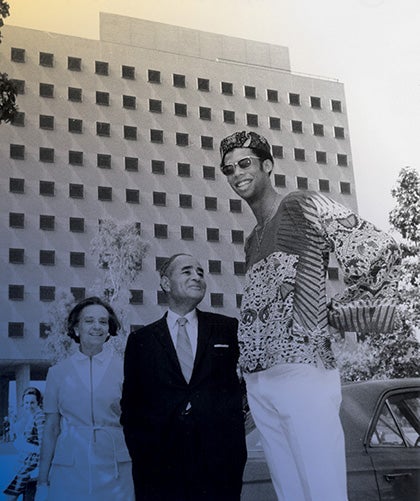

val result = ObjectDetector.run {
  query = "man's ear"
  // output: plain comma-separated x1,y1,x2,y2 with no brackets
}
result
262,159,273,175
160,275,170,293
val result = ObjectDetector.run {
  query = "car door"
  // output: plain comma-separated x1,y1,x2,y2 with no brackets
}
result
366,389,420,501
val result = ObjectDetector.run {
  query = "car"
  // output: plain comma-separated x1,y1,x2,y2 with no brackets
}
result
241,378,420,501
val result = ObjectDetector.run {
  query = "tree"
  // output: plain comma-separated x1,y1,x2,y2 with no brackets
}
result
0,1,18,124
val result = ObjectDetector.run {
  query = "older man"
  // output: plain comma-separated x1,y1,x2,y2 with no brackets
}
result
121,253,246,501
219,130,401,501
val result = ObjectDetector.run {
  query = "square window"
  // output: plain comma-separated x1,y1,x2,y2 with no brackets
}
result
229,199,242,212
310,96,321,109
8,322,24,338
154,224,168,238
244,85,256,99
328,267,339,280
12,79,25,94
223,110,235,123
9,284,24,300
96,91,109,106
39,323,49,338
221,81,233,95
334,126,345,139
130,290,143,305
10,178,24,193
150,129,163,143
97,122,110,137
178,163,190,177
11,47,25,63
179,194,192,208
69,183,84,198
40,215,55,230
340,182,351,194
39,115,54,130
124,126,137,140
174,103,187,116
156,256,168,272
148,69,161,83
152,160,165,174
313,123,324,136
10,144,25,160
316,151,327,164
39,250,55,265
331,100,342,112
294,148,305,161
10,212,24,228
39,147,54,163
11,111,25,126
337,154,348,166
231,230,244,244
122,65,135,79
181,226,194,240
207,228,219,242
272,145,283,159
205,197,217,211
39,83,54,98
247,113,258,127
68,118,83,133
297,176,308,190
197,78,210,91
234,261,246,275
201,136,213,149
274,174,286,188
267,89,278,102
269,117,281,130
125,157,139,172
40,286,55,301
210,293,223,307
98,186,112,201
126,189,140,204
97,154,111,168
70,252,85,267
209,260,221,274
149,99,162,113
153,191,166,206
291,120,303,133
123,95,136,109
95,61,109,75
199,107,211,120
39,180,55,196
176,132,189,146
157,290,168,305
68,56,82,71
68,87,82,102
236,294,243,309
173,73,186,87
69,217,84,232
71,287,86,301
69,150,83,166
319,179,330,192
289,92,300,106
39,52,54,67
203,165,215,180
9,248,24,264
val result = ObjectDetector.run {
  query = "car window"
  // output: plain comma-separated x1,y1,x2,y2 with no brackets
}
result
370,391,420,448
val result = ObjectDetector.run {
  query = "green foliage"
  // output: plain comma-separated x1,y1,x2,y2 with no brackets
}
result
0,73,18,124
0,1,10,42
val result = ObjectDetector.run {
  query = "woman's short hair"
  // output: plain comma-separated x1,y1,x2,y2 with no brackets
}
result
22,387,43,407
67,296,121,344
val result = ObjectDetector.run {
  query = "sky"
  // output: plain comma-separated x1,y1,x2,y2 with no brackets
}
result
5,0,420,231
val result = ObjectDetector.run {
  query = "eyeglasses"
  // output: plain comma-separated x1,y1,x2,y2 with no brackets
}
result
220,156,260,176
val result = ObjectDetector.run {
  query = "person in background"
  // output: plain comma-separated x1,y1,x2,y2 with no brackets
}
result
4,387,45,501
219,130,401,501
35,297,134,501
121,253,247,501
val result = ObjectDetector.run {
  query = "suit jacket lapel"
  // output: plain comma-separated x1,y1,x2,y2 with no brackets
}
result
193,309,213,379
152,315,184,377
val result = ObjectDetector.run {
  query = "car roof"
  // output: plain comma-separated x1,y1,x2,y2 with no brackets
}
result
340,378,420,451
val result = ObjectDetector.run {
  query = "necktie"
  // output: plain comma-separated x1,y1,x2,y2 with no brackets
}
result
176,317,194,383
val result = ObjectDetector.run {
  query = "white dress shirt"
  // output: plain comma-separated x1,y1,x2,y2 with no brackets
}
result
166,308,198,359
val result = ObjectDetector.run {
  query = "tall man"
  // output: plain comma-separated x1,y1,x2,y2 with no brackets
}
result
219,131,401,501
121,253,247,501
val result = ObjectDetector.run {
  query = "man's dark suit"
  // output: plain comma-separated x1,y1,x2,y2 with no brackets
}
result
121,309,247,501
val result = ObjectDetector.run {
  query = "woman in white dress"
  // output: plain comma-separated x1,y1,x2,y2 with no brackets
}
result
35,297,134,501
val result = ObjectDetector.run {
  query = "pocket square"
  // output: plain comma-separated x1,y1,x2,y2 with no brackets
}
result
214,344,229,348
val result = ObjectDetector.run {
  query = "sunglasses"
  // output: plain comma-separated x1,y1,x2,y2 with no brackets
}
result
220,156,261,176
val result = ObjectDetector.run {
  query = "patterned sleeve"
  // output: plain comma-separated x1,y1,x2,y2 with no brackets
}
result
34,409,46,448
304,192,401,333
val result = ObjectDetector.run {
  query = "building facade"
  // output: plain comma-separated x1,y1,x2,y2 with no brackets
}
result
0,13,356,414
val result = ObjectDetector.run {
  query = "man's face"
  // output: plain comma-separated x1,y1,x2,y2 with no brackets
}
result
222,147,272,202
162,255,206,307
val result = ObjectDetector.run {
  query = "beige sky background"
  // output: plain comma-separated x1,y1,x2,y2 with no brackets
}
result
5,0,420,231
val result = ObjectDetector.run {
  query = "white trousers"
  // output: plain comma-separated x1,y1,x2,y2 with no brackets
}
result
244,363,348,501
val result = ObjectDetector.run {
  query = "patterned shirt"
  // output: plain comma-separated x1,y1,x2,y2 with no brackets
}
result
239,191,401,373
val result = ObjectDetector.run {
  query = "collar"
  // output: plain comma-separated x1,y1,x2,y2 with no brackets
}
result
167,308,198,330
73,344,111,363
